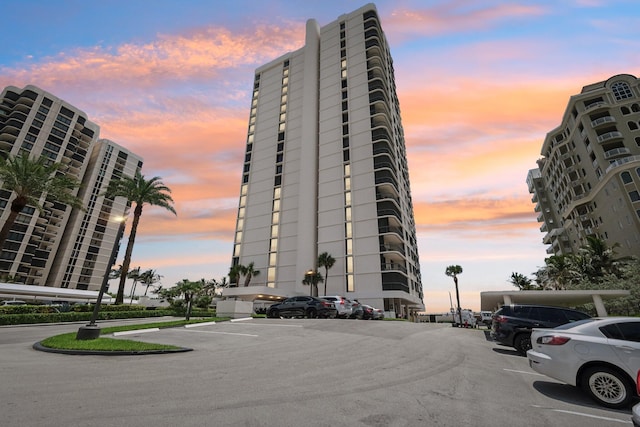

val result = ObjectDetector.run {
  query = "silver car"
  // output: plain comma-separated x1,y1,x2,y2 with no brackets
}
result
527,317,640,409
319,295,354,318
633,401,640,427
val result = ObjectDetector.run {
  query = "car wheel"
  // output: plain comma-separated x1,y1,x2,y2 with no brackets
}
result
581,366,634,409
514,334,532,355
306,308,317,318
267,309,279,318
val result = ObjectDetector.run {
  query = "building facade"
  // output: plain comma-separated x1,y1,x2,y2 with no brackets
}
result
0,85,142,291
528,74,640,258
224,4,424,316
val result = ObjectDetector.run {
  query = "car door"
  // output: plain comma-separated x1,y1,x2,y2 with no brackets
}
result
601,321,640,374
293,296,311,316
279,298,298,317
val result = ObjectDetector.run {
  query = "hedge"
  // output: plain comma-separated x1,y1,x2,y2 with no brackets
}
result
0,308,216,326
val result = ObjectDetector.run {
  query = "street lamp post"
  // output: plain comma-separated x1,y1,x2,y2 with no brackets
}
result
76,218,126,340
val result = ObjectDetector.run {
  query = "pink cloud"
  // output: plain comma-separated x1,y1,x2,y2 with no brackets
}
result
0,23,303,93
384,1,547,39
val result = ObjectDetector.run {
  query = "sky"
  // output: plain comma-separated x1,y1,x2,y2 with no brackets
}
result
2,0,639,312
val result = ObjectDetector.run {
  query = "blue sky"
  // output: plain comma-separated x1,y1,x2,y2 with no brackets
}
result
2,0,639,311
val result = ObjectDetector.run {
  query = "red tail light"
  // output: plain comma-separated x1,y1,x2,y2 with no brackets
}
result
495,315,508,323
537,335,571,345
636,370,640,395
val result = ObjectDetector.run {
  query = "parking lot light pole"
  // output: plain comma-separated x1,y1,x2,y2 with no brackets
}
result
76,218,126,340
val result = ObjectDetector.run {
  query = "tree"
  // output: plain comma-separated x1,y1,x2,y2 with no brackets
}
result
127,266,141,300
158,279,203,320
103,171,176,304
317,252,335,296
241,262,260,287
445,265,463,326
0,154,84,250
302,270,323,297
138,268,163,296
537,255,577,290
508,272,539,290
229,264,242,287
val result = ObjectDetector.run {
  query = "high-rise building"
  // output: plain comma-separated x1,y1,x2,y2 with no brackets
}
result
224,4,424,316
0,85,142,291
528,74,640,258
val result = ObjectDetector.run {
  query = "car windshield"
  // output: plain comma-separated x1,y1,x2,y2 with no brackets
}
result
553,318,596,330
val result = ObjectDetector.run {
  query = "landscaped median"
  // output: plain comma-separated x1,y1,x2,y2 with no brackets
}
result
33,317,231,356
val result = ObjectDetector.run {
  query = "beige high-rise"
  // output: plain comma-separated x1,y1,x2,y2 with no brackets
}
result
528,74,640,258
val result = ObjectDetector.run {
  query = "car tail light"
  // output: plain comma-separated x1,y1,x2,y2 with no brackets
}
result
537,335,571,345
494,315,508,323
636,370,640,395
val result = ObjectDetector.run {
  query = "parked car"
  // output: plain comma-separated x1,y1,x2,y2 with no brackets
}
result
349,304,374,320
491,304,590,355
633,401,640,427
266,296,337,319
372,308,384,320
527,317,640,409
319,295,354,318
475,311,493,327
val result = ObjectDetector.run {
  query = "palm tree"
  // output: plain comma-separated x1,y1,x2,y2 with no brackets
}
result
445,265,463,326
138,268,163,296
302,270,323,297
127,266,141,301
229,264,242,287
317,252,335,295
0,154,83,250
241,262,260,287
509,272,537,290
103,171,176,304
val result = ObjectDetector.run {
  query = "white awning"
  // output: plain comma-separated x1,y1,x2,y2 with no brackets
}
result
0,282,113,304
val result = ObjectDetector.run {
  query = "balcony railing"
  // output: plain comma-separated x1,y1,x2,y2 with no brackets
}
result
591,116,616,128
597,131,623,143
603,147,631,160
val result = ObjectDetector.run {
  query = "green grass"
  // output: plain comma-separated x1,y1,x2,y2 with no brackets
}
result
40,332,182,351
38,317,229,352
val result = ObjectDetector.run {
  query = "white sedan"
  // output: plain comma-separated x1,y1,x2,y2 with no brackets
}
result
527,317,640,409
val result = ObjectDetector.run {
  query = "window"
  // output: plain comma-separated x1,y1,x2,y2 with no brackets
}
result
629,190,640,202
611,81,633,101
629,121,638,131
600,322,640,342
621,171,632,184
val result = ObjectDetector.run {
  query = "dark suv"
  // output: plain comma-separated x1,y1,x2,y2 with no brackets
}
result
266,296,337,319
491,304,590,355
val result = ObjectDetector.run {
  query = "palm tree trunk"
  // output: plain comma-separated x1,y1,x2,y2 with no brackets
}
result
324,267,328,295
116,206,142,304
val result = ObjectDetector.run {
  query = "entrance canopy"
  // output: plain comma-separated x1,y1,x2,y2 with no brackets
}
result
0,282,113,304
480,290,630,317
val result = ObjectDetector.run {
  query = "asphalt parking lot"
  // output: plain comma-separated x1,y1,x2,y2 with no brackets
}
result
0,318,636,427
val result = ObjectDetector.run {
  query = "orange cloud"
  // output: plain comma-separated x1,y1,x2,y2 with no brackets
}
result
385,2,547,39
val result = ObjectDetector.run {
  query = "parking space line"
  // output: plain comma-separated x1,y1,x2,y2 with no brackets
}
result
503,368,545,376
112,328,160,336
184,329,258,337
228,322,303,328
531,406,631,424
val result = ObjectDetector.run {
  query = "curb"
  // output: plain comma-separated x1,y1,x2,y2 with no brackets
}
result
32,341,193,356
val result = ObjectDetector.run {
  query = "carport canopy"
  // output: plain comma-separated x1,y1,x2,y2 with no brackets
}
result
480,289,630,317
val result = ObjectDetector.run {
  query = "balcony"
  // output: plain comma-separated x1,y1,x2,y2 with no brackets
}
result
591,116,616,128
597,131,623,143
605,155,640,173
381,262,407,274
603,147,631,160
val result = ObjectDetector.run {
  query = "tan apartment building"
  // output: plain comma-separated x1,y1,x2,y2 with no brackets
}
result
528,74,640,257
